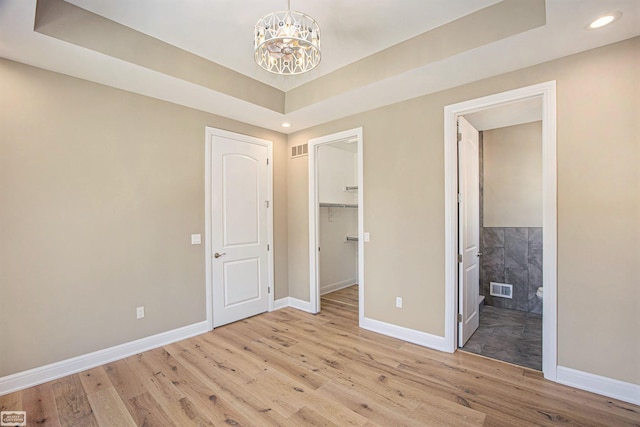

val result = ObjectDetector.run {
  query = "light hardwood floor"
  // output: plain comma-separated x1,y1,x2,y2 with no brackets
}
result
1,285,639,426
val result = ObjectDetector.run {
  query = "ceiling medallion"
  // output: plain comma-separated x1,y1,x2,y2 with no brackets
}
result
254,1,321,75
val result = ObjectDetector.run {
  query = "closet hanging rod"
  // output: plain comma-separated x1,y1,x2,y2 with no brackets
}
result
319,202,358,208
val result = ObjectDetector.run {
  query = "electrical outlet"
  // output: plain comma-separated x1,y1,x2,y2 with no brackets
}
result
136,306,145,319
395,297,402,308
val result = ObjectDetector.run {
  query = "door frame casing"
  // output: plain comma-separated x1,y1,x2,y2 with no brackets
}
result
443,81,558,380
308,127,364,325
204,127,274,331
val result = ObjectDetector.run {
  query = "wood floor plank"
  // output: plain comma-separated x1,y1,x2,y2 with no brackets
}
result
396,359,636,426
316,380,426,426
0,389,22,412
411,401,485,426
166,338,295,427
139,364,219,427
85,387,137,427
195,333,270,380
247,367,368,426
20,382,62,427
2,285,638,426
52,375,99,426
127,352,222,426
330,355,485,422
103,358,149,400
288,406,336,426
125,392,177,426
141,347,254,426
213,327,328,391
78,366,114,395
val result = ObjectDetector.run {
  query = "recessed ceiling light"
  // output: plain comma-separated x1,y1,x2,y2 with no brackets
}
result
587,12,622,30
281,123,291,128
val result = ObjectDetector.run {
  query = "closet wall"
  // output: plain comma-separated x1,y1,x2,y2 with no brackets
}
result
318,144,358,294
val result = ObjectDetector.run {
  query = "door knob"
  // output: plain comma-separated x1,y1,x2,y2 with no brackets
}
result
214,252,226,258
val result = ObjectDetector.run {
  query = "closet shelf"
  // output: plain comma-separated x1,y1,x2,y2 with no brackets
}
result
319,202,358,208
346,235,358,242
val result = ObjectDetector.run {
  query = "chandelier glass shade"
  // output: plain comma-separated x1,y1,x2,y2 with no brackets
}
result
254,6,321,75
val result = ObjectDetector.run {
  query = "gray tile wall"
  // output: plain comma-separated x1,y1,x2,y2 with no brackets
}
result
480,227,543,313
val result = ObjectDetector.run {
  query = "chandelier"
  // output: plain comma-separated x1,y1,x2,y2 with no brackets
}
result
254,1,321,75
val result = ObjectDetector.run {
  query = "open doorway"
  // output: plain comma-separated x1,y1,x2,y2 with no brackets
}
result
444,81,558,380
458,104,544,370
308,128,364,322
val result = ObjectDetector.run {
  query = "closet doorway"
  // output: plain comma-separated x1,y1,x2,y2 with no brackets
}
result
308,128,364,322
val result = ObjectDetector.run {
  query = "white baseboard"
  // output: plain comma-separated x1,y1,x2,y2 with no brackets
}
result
360,316,448,352
556,366,640,405
272,298,289,311
288,297,315,313
270,297,315,313
0,321,209,396
320,279,356,296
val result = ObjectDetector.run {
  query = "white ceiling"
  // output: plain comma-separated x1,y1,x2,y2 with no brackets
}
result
1,0,639,133
465,98,542,131
64,0,502,92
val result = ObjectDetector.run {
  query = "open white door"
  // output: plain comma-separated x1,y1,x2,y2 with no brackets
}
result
211,131,271,327
458,116,480,346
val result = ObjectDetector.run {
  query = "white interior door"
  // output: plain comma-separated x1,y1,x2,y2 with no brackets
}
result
212,133,270,327
458,116,480,346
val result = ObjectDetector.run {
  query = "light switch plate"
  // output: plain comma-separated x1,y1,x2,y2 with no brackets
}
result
191,234,202,245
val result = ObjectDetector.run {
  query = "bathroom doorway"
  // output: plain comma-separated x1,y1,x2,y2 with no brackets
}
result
443,81,557,380
459,108,544,370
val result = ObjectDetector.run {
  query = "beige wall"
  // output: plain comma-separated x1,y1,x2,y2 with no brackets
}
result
0,59,288,376
483,121,542,227
319,207,358,293
287,37,640,385
1,37,638,388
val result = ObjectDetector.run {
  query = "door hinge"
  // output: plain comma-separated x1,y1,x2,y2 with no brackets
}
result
265,200,270,208
268,286,271,294
458,254,463,263
267,244,270,251
457,132,462,142
457,313,463,323
266,158,269,165
457,193,462,203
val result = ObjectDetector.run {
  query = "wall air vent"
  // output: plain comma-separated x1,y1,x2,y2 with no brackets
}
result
490,282,513,299
291,143,308,158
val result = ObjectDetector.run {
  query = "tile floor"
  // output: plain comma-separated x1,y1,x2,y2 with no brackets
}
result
461,304,542,370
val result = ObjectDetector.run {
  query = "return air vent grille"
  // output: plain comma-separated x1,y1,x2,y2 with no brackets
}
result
490,282,513,299
291,143,308,158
